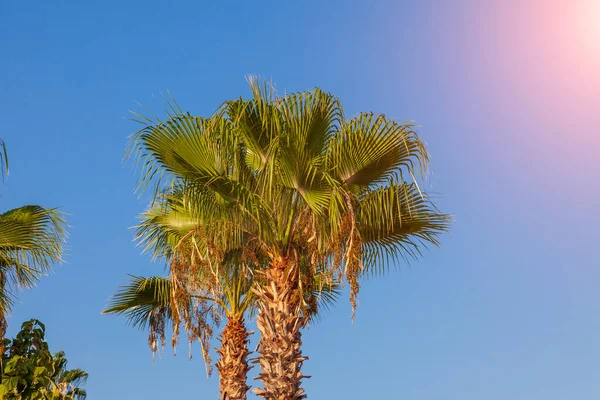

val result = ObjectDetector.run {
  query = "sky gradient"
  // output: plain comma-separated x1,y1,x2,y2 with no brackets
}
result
1,0,599,398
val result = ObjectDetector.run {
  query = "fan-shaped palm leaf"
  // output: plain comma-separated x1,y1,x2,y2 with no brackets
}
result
127,78,449,399
51,351,88,399
0,205,66,345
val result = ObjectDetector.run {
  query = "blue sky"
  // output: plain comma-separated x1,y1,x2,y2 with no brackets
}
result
1,0,599,398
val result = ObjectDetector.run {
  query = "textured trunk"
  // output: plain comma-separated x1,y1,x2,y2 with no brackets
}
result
253,260,309,400
0,276,6,355
216,316,252,400
0,313,6,355
0,313,5,383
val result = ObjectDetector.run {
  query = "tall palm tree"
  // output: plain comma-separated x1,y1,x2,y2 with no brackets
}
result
128,79,450,399
0,141,67,351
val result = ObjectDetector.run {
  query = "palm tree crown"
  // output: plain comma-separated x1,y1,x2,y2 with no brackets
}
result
127,78,450,398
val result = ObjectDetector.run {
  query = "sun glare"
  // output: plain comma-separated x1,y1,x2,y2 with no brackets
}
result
580,0,600,53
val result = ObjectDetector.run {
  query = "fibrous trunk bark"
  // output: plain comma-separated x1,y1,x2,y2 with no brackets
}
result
216,316,252,400
253,260,309,400
0,313,6,355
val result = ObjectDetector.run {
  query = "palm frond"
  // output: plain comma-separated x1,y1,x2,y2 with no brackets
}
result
102,275,173,330
276,89,342,215
327,113,429,189
0,206,66,315
306,275,341,323
0,139,8,181
358,183,451,274
126,78,450,336
52,350,88,399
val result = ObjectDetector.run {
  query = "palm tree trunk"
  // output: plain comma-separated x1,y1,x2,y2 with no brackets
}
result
0,274,7,356
216,316,252,400
0,312,5,383
0,312,6,355
253,259,309,400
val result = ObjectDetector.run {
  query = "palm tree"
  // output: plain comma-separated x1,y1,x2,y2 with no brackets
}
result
50,351,88,399
0,141,67,351
105,189,338,399
104,271,253,400
128,79,450,399
105,191,255,400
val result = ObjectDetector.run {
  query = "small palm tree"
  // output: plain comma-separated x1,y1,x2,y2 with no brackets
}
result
50,351,88,399
106,273,254,399
104,273,253,400
0,141,67,350
105,272,337,400
105,190,338,399
105,190,255,400
128,79,450,398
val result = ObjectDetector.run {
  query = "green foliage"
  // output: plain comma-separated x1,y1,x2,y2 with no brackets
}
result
0,140,68,343
0,207,67,312
0,139,8,181
124,78,449,398
0,319,87,399
104,275,174,331
128,78,451,315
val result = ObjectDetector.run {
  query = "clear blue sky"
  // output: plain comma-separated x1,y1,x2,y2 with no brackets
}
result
1,0,599,398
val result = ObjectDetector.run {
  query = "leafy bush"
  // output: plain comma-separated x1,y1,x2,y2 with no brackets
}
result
0,319,87,399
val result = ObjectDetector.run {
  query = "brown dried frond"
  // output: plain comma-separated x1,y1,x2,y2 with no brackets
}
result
341,194,364,319
147,305,167,360
163,229,230,375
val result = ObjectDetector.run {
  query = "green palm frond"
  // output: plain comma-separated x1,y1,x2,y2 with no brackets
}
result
220,84,280,174
0,139,8,181
358,183,451,274
279,88,343,160
135,196,198,260
132,187,258,318
276,89,343,214
327,113,429,188
0,206,67,315
52,351,88,389
103,275,174,330
129,113,236,193
103,273,222,374
103,270,254,322
129,112,272,241
128,77,449,324
305,275,341,323
51,350,88,399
